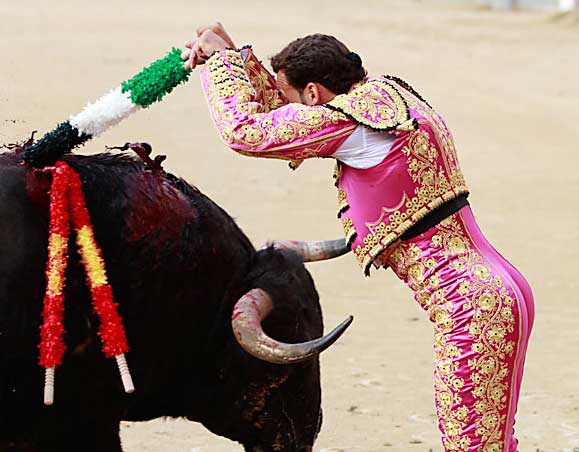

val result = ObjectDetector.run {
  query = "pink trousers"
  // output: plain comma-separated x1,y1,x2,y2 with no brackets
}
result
385,206,534,452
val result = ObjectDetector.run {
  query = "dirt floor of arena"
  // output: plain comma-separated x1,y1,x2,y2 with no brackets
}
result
1,0,578,450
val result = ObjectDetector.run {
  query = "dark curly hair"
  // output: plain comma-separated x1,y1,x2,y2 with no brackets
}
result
270,34,366,95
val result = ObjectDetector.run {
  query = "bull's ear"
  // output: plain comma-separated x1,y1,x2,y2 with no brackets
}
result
231,287,353,365
259,239,350,262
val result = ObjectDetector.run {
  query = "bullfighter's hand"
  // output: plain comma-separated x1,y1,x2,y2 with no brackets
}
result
182,30,229,70
195,21,236,49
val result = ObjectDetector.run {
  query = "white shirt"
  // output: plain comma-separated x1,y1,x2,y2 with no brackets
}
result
331,125,394,169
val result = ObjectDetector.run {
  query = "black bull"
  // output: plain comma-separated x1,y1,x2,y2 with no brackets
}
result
0,150,350,452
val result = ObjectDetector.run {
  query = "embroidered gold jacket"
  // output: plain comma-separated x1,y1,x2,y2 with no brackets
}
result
200,48,469,275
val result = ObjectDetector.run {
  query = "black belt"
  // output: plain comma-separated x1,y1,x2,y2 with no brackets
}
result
399,193,469,241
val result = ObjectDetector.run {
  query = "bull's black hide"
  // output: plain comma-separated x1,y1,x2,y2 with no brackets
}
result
0,151,326,452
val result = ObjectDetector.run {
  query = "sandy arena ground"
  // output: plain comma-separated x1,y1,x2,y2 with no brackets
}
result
1,1,578,451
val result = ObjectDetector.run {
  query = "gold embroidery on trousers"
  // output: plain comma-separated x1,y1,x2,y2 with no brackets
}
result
387,215,517,451
387,240,470,450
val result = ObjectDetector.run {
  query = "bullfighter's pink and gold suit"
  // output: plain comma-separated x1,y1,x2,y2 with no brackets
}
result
200,47,534,452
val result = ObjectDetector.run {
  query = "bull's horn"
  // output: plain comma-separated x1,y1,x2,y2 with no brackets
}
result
266,238,350,262
232,288,353,365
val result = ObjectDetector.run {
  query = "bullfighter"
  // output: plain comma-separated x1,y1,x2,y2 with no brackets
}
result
182,23,535,452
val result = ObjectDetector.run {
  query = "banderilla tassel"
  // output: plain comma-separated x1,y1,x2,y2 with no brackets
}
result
44,367,55,405
115,353,134,393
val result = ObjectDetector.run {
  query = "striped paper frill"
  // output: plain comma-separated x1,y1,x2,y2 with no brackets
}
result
22,47,190,167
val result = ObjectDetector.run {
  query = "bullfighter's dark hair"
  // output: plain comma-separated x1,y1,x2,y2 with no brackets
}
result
270,34,367,95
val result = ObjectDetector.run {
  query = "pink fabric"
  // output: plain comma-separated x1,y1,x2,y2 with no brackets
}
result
336,117,469,273
200,49,356,163
333,78,469,274
200,51,470,275
386,206,534,452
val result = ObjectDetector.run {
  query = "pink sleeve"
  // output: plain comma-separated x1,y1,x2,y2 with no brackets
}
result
200,48,357,166
241,47,288,113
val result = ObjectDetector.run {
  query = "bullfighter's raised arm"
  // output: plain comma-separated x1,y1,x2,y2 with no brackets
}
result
183,27,357,165
198,47,356,163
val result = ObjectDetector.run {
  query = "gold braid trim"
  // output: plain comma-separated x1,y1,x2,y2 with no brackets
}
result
337,188,350,217
341,216,357,247
357,188,469,275
325,80,413,131
206,51,251,100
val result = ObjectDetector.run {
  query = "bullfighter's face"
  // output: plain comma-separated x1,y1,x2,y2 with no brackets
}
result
276,71,337,106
